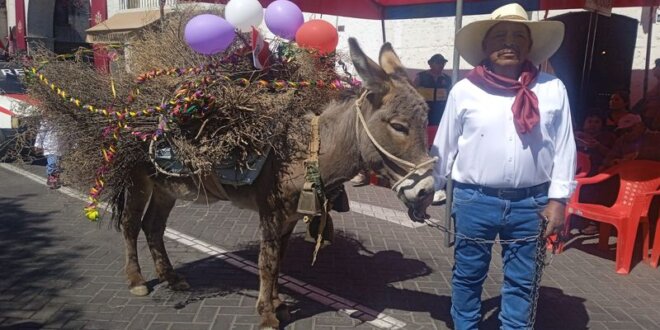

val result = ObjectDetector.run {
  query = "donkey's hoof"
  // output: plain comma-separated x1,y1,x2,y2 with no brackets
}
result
275,304,291,323
129,285,149,296
168,278,191,291
259,314,279,330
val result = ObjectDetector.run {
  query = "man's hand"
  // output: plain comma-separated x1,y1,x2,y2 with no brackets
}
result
541,199,566,238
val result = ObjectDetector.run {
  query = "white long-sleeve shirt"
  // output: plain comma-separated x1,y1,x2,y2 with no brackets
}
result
34,121,61,156
430,72,576,199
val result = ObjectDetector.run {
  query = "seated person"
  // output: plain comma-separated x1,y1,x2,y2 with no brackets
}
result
641,97,660,131
575,112,616,174
605,91,632,131
601,114,660,170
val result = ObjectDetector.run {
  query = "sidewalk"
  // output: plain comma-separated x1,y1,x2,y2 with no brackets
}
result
1,163,660,329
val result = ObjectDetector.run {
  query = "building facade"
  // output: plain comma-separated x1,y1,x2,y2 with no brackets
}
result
2,1,658,106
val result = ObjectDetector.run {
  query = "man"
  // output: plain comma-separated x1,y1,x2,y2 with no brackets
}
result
430,3,575,329
601,113,660,169
415,54,452,204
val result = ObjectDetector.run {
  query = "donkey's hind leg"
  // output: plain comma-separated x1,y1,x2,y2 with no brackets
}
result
142,185,190,291
256,212,283,329
121,181,153,296
271,220,297,324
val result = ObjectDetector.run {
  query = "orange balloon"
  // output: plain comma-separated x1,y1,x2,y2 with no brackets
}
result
295,19,338,54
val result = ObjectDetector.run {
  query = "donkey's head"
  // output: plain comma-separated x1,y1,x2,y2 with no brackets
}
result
349,38,435,221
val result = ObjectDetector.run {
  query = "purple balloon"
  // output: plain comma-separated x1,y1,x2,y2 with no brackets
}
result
264,0,304,40
184,14,236,55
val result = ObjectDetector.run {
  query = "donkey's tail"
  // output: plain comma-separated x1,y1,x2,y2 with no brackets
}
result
110,188,125,232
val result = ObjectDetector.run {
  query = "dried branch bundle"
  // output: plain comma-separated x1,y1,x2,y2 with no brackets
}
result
20,9,349,210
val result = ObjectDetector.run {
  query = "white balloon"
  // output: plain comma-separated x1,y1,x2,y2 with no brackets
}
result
225,0,264,32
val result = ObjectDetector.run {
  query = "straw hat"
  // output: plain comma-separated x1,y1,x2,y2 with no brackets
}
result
455,3,565,66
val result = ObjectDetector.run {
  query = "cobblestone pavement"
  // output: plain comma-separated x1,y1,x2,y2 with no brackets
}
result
2,162,660,330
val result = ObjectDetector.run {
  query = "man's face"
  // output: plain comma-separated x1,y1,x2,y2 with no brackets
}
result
482,22,532,68
429,61,446,72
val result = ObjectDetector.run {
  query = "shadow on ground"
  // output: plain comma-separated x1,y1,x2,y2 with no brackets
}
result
0,195,82,328
170,228,590,329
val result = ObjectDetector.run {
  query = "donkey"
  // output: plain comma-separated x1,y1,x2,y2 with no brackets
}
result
114,38,436,329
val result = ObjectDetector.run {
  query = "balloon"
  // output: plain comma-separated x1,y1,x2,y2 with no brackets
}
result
184,14,236,55
225,0,264,32
295,20,339,54
264,0,304,40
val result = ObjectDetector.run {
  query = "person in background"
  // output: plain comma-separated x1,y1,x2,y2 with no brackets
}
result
605,91,631,131
639,59,660,130
575,112,616,174
431,3,575,328
601,113,660,169
414,54,452,204
34,120,62,189
574,112,616,235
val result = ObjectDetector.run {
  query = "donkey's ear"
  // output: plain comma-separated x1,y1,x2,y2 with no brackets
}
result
349,38,390,95
379,43,409,81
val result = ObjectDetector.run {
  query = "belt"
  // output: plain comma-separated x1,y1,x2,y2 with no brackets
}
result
454,182,550,201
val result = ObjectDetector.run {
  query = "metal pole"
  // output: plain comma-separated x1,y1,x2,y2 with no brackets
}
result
381,19,386,43
578,12,595,111
451,0,463,85
159,0,166,30
642,6,655,100
445,0,463,249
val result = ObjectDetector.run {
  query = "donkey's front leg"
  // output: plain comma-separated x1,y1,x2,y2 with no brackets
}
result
256,214,282,329
121,183,153,296
142,186,190,291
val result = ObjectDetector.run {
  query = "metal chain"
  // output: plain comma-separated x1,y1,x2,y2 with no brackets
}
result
527,216,551,328
424,217,557,328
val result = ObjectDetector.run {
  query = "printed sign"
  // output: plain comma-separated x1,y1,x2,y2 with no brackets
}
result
584,0,613,17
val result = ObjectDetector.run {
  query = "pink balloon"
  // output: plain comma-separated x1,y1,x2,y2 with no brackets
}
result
184,14,235,55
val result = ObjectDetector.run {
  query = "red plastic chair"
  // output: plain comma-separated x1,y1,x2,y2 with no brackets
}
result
647,197,660,268
564,160,660,274
575,151,591,178
547,151,593,252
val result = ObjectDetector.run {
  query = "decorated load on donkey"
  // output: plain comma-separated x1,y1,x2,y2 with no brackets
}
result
22,2,436,329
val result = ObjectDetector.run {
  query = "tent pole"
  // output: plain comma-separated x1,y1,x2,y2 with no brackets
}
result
381,19,387,43
642,6,655,100
445,0,463,249
451,0,463,85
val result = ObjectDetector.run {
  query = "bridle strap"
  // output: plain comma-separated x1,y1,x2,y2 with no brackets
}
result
354,91,438,191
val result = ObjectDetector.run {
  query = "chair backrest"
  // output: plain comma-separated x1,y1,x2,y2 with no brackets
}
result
606,160,660,208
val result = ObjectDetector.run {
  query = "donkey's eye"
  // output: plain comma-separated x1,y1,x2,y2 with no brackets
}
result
390,123,409,134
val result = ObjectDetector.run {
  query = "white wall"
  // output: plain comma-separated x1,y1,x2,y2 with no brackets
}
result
303,7,658,105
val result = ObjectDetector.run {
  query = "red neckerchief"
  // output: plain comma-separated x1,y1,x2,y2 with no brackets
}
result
467,61,540,134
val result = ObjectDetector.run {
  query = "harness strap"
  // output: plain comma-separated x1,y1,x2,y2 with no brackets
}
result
309,115,320,162
354,91,438,191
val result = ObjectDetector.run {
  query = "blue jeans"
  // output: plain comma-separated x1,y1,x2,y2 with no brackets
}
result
450,186,548,330
46,154,60,176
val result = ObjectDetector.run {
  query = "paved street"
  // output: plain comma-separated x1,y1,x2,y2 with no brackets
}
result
1,162,660,330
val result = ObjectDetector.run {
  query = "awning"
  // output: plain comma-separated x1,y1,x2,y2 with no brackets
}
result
206,0,660,20
86,9,172,43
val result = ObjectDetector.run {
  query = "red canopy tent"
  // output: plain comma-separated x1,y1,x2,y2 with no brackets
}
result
208,0,659,20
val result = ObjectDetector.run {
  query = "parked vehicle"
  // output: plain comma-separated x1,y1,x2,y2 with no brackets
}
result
0,62,34,158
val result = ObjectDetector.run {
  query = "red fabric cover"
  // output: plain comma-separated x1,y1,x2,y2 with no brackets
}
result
466,61,540,134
